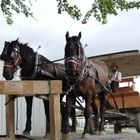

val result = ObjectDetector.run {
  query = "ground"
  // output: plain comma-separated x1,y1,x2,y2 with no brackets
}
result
0,128,139,140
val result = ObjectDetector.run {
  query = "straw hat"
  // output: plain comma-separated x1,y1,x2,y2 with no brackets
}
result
111,63,118,69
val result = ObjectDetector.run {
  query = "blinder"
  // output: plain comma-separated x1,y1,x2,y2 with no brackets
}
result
11,47,20,60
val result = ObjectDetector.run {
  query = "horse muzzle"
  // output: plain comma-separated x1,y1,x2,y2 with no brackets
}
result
3,65,15,80
65,57,79,76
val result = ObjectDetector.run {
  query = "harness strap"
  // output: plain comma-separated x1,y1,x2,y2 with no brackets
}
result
22,53,58,80
4,64,15,69
34,53,39,72
88,75,119,111
52,63,58,78
40,70,56,79
22,53,39,79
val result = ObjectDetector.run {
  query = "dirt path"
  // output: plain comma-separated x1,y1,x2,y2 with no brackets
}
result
2,132,139,140
70,133,140,140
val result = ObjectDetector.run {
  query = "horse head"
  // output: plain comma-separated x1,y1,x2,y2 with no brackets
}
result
1,39,35,80
1,39,22,80
65,31,86,81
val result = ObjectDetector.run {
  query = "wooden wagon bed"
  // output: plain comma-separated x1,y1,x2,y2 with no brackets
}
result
102,77,140,133
108,77,140,109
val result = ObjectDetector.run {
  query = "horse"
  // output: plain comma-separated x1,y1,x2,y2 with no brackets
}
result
0,39,77,136
62,31,111,139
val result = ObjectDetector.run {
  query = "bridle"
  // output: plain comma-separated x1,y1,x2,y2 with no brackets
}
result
4,45,21,72
65,41,87,83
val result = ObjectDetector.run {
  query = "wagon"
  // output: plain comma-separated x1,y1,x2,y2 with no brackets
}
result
104,77,140,133
89,50,140,134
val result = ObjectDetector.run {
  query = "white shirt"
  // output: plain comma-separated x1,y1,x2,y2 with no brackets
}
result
111,71,122,81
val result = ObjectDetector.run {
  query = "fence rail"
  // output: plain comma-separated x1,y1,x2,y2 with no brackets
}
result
0,80,62,140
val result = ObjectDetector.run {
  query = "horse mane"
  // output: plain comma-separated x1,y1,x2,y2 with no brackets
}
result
10,39,51,64
39,54,51,63
16,41,35,57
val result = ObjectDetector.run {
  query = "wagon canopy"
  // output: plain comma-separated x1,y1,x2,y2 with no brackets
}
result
88,50,140,77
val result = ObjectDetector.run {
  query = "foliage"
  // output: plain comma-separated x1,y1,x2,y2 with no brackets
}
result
56,0,82,20
56,0,140,24
81,0,140,24
1,0,33,24
1,0,140,25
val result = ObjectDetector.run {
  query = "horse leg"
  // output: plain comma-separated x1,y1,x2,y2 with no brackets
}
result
43,99,50,134
82,97,93,138
99,93,106,135
61,93,76,133
91,100,100,135
62,93,76,140
70,97,76,133
23,96,33,135
62,93,74,140
60,101,66,132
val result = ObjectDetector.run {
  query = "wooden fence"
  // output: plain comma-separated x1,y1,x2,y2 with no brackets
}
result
0,80,62,140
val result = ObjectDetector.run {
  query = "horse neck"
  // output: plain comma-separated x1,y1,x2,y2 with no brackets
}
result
20,51,36,78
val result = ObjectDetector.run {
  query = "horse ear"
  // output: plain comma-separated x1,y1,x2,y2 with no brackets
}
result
1,41,9,59
16,38,19,42
66,31,69,41
78,32,81,40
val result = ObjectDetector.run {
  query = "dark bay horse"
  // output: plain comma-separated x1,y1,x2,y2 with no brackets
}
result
63,32,111,139
0,39,76,136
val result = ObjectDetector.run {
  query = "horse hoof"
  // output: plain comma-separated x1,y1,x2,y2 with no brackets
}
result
62,132,71,140
93,131,100,135
71,132,76,137
22,131,30,136
82,133,91,139
99,131,106,135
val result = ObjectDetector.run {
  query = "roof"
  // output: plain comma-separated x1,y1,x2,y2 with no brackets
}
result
88,50,140,77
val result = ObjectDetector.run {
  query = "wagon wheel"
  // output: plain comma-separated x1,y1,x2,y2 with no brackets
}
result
136,113,140,133
114,122,122,134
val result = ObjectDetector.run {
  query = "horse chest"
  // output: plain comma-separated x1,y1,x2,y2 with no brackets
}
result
73,78,96,95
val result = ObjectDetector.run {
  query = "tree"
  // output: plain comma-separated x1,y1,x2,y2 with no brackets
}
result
1,0,140,25
1,0,33,24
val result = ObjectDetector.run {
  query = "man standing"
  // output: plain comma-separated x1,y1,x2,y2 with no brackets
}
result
110,63,122,93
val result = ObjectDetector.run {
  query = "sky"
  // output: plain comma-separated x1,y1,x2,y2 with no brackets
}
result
0,0,140,89
0,0,140,91
0,0,140,61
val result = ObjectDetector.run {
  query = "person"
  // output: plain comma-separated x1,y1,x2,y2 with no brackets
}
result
110,63,122,93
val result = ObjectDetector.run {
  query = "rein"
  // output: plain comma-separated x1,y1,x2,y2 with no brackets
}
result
88,75,119,111
52,58,64,62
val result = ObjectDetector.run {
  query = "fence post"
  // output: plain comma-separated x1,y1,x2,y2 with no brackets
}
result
6,95,15,139
49,93,61,140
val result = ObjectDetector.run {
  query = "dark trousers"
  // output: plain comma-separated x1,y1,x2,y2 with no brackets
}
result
110,81,119,93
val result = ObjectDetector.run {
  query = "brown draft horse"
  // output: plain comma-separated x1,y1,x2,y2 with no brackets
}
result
63,32,111,139
0,39,76,136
